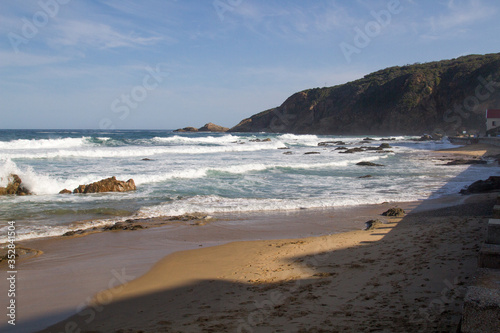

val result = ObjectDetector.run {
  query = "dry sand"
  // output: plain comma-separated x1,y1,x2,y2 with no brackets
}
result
434,143,500,157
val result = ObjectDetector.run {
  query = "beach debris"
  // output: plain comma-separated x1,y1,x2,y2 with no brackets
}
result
356,161,385,167
382,207,406,217
460,176,500,194
72,176,136,194
0,174,32,196
364,219,382,230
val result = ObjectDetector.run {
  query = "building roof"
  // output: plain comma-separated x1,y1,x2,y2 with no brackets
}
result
486,109,500,119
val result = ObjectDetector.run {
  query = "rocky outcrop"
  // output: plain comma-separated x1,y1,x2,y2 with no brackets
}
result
174,127,198,133
198,123,229,132
174,123,229,133
230,53,500,135
460,176,500,194
72,177,136,194
0,174,32,196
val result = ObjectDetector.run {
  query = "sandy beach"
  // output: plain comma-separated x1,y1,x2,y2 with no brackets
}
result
37,192,495,333
1,143,498,332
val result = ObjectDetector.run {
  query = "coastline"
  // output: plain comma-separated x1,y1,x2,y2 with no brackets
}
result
1,142,498,332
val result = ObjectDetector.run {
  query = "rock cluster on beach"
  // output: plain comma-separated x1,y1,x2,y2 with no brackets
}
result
174,122,229,133
460,176,500,194
60,176,136,194
382,207,406,217
0,174,31,196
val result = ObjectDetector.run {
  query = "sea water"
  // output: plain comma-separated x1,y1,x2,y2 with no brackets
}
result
0,129,494,243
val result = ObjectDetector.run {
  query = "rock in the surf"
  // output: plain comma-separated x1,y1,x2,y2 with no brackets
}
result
356,161,385,167
73,176,136,194
0,174,32,196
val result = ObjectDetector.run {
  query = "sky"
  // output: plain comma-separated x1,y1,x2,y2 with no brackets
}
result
0,0,499,130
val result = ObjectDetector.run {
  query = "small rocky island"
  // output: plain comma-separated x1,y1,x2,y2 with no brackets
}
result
174,122,229,133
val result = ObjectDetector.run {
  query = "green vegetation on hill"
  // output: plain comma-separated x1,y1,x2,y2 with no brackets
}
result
230,53,500,135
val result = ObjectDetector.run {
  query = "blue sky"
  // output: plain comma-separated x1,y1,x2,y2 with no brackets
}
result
1,0,499,129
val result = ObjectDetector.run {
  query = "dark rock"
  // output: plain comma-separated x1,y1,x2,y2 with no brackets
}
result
62,229,84,236
364,137,375,141
460,176,500,194
415,134,433,141
304,152,320,155
141,158,153,161
359,175,373,179
73,176,136,194
278,147,290,149
198,123,229,132
356,161,385,166
335,147,348,150
283,151,293,155
0,174,32,196
382,207,406,217
445,159,487,166
173,127,198,132
364,219,382,230
379,143,392,149
339,147,365,154
250,138,271,142
59,189,72,194
318,141,346,146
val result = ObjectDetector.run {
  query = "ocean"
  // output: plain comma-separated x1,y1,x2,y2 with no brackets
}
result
0,129,493,244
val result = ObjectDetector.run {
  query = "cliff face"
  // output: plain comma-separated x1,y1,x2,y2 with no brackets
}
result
230,53,500,135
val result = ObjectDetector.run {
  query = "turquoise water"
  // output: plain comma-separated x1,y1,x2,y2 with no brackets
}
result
0,129,492,243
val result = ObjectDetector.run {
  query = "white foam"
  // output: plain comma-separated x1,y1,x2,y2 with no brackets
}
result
0,137,91,150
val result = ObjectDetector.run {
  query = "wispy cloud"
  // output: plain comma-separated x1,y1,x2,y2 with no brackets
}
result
0,51,69,67
49,20,164,49
424,0,495,37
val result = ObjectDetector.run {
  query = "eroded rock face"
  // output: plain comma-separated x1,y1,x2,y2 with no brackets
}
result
0,174,32,196
73,177,136,194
